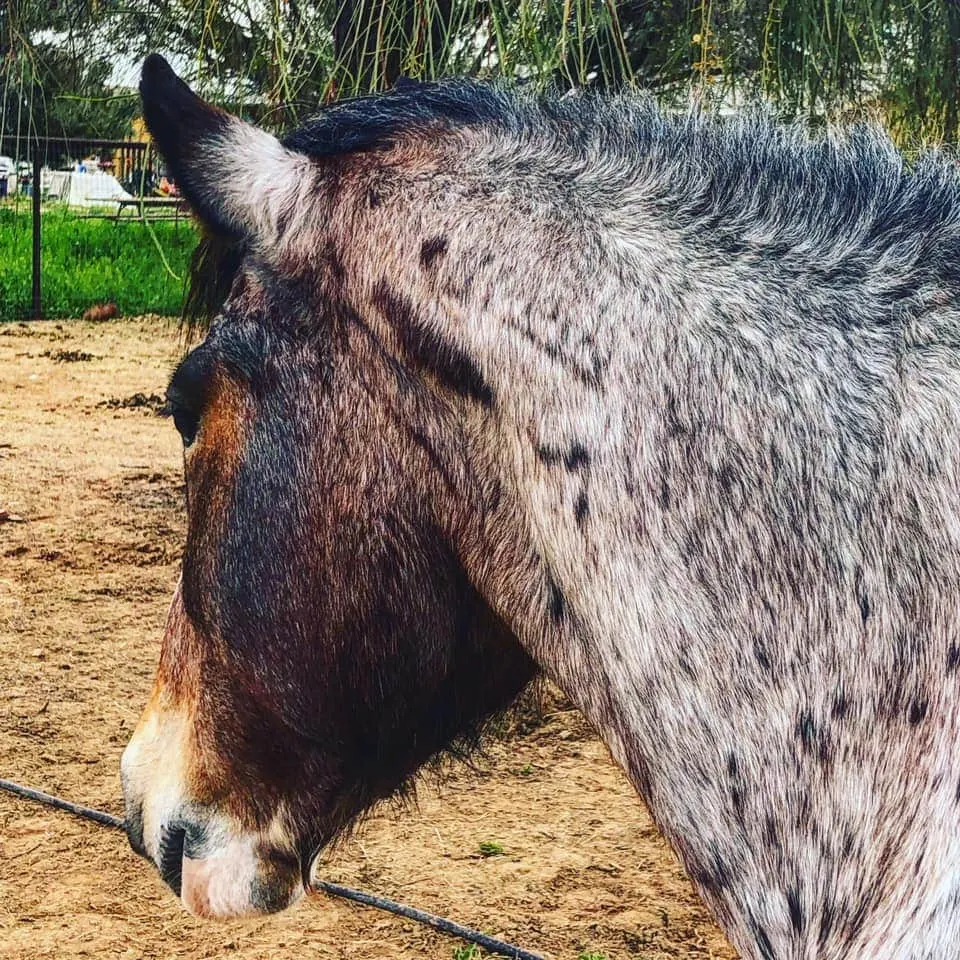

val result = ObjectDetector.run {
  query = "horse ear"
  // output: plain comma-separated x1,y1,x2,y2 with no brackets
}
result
139,54,312,243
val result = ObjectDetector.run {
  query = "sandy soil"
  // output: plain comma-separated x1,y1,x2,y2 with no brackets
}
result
0,318,736,960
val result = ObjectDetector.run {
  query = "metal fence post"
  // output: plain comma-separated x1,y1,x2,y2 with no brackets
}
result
32,152,41,320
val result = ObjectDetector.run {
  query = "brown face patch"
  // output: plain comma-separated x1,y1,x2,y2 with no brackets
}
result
149,366,256,808
147,288,536,850
177,368,252,636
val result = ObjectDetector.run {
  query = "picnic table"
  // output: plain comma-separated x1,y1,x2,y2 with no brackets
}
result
112,196,189,221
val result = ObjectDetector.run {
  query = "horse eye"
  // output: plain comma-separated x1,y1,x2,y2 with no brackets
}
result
166,347,211,449
172,405,200,447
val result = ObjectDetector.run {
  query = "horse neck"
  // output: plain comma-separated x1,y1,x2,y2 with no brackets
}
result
351,212,960,956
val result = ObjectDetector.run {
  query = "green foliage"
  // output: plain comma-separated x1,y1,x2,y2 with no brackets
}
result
1,4,138,144
578,951,608,960
99,0,960,144
0,207,195,321
5,2,960,148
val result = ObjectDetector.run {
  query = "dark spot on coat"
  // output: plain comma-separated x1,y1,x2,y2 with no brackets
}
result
536,442,591,471
763,816,781,851
372,280,493,407
547,575,565,623
574,492,589,526
663,386,686,438
787,886,804,934
908,697,928,725
716,462,739,496
795,710,832,764
420,236,448,269
689,845,733,899
796,710,816,753
841,829,856,859
658,479,670,509
855,567,870,624
566,443,590,470
818,901,835,946
483,475,503,513
535,445,562,466
948,642,960,673
727,752,745,820
753,637,772,673
752,922,777,960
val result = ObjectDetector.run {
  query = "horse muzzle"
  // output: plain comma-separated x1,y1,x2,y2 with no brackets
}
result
120,713,304,918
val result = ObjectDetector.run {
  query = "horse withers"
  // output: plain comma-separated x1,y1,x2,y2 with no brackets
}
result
122,54,960,957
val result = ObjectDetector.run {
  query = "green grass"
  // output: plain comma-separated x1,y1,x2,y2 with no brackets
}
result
477,840,505,857
452,945,482,960
0,205,197,321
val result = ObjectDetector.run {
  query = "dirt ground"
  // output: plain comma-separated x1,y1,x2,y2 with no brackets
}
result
0,318,736,960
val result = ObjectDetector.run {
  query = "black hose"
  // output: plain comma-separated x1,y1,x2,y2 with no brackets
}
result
0,776,543,960
313,881,544,960
0,777,124,829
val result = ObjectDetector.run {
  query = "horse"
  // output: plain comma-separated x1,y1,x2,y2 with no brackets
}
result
122,53,960,957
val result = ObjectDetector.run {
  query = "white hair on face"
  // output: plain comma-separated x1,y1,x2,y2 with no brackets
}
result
120,705,193,865
180,829,304,919
197,120,318,250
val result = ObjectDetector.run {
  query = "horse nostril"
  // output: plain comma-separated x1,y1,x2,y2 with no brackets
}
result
158,823,187,897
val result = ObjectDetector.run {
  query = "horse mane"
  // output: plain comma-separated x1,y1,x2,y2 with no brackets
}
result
182,78,960,333
282,78,515,157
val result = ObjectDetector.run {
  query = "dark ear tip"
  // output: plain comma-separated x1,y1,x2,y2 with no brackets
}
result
139,52,226,154
140,54,176,96
137,54,237,238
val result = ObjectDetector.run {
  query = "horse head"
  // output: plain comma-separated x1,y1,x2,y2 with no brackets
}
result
121,55,536,918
